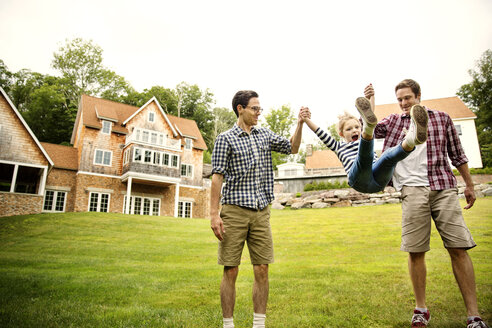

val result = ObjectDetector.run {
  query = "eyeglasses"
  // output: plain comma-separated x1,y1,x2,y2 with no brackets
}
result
245,105,263,113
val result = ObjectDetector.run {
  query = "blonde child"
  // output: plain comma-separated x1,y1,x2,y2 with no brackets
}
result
303,85,428,193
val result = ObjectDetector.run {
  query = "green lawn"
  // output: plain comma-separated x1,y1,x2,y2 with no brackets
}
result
0,198,491,328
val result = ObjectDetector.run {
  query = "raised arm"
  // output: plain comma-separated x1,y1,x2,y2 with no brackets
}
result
289,107,310,154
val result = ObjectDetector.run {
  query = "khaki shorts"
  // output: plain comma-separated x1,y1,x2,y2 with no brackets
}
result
400,186,476,252
218,204,273,266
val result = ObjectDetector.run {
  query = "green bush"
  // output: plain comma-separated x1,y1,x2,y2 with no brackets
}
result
303,180,349,191
453,167,492,176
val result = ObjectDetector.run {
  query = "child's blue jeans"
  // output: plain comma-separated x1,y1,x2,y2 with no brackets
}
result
348,137,411,193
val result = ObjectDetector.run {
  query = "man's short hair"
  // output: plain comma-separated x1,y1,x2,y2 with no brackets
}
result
232,90,259,117
395,79,421,97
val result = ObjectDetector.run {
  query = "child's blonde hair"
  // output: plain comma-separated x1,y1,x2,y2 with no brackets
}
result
337,111,359,135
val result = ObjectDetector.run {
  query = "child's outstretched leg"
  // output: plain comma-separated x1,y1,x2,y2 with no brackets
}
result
372,104,429,189
355,97,377,140
402,104,428,151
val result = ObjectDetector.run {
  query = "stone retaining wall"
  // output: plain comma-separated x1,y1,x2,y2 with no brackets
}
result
272,183,492,210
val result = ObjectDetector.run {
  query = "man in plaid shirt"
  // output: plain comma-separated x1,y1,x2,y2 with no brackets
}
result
210,90,307,328
370,79,488,328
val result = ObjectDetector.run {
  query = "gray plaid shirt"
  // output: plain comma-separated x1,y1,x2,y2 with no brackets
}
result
211,124,292,209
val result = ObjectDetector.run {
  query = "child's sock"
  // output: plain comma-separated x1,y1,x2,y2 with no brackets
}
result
253,312,266,328
415,307,428,313
363,122,375,137
223,317,234,328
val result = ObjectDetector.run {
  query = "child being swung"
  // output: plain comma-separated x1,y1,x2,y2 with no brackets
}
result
302,84,429,193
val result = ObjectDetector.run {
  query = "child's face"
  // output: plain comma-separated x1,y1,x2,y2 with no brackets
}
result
340,118,361,142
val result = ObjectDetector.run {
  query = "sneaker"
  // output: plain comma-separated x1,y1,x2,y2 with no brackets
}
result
412,309,431,327
408,104,428,145
355,97,377,128
467,318,490,328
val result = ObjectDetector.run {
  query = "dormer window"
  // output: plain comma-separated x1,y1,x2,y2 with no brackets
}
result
102,120,111,134
184,138,193,150
148,112,155,122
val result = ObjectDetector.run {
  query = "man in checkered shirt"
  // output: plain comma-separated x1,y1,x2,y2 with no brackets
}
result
210,90,308,328
371,80,488,328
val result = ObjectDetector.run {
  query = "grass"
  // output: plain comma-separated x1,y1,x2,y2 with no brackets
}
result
0,199,491,328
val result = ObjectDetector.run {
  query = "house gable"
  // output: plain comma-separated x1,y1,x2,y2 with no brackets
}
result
0,87,53,166
123,97,177,137
123,98,179,142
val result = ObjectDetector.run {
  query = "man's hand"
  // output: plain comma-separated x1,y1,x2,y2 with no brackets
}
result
463,186,476,210
364,83,375,99
211,213,225,241
298,106,311,123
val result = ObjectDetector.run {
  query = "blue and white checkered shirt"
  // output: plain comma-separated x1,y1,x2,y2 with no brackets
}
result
211,124,292,210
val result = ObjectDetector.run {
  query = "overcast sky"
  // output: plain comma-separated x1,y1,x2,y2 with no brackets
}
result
1,0,491,137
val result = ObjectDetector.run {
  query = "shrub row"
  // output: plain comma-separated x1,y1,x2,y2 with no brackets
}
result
303,181,350,191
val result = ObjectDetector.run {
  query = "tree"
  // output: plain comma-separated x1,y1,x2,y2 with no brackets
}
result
212,107,236,143
23,84,73,144
174,82,215,149
327,123,341,142
263,105,295,138
121,86,179,114
0,59,13,93
262,105,296,169
52,38,132,107
9,69,46,112
457,49,492,167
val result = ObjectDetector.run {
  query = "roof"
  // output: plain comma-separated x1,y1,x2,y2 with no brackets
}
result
375,96,476,120
168,115,207,150
306,149,343,169
71,94,207,150
40,142,78,171
0,87,54,167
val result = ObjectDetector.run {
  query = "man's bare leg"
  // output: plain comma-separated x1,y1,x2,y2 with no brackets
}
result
221,266,239,318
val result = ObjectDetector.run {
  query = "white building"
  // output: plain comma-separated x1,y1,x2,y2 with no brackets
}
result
277,162,306,177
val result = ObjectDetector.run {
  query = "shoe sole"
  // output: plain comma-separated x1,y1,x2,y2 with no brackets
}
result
410,105,428,144
355,97,377,127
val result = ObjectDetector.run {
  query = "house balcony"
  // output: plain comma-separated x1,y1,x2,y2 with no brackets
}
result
125,130,181,151
122,161,180,180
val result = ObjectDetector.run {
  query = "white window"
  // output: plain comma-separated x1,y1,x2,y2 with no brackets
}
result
102,120,112,134
153,152,161,165
171,154,179,168
123,149,130,165
144,150,152,163
94,149,112,166
123,196,160,216
455,124,462,136
148,112,155,122
89,192,110,212
178,201,192,218
180,164,193,178
159,134,164,146
134,148,142,162
43,190,67,212
151,132,157,144
136,129,141,141
163,153,170,166
0,162,45,194
184,138,193,150
142,131,149,143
